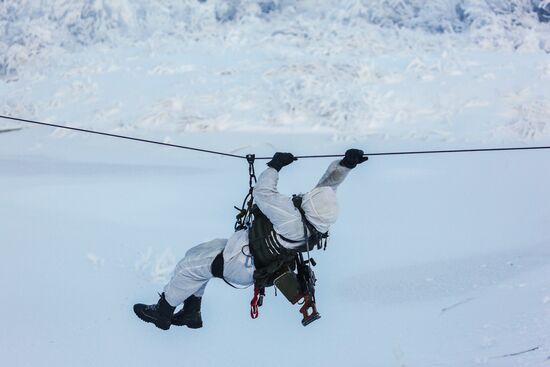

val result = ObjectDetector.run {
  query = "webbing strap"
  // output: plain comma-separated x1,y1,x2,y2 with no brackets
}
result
291,195,329,251
211,252,249,289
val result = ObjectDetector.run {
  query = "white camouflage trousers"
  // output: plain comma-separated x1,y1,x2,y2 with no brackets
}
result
163,229,255,307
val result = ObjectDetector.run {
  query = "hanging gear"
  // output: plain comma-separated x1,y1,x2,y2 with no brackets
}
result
291,195,325,326
272,254,320,325
259,224,323,326
296,253,321,326
248,205,303,288
248,201,326,289
247,195,328,325
273,269,302,304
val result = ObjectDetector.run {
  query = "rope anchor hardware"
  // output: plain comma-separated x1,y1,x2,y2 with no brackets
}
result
234,154,256,231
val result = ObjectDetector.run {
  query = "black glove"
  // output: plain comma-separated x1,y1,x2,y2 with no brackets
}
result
340,148,368,169
267,152,297,171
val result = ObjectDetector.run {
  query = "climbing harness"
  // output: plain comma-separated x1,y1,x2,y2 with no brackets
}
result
296,252,321,326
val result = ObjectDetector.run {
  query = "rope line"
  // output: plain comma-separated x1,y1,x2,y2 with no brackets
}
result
2,114,550,159
0,115,245,159
255,145,550,160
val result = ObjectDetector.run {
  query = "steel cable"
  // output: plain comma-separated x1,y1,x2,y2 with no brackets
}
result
2,114,550,160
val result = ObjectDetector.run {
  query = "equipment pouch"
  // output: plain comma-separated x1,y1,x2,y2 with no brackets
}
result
274,271,302,304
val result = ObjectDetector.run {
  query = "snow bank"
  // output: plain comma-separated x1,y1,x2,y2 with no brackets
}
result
1,1,549,141
2,0,550,79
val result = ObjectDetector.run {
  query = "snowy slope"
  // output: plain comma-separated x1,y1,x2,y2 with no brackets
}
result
1,1,550,367
2,1,550,142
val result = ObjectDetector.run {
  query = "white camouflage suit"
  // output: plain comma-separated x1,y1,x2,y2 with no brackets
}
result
163,160,352,307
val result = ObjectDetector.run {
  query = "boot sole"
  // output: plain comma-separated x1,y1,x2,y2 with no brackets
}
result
172,320,203,329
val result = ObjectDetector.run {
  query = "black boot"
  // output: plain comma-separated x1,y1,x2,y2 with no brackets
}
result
133,293,176,330
172,295,203,329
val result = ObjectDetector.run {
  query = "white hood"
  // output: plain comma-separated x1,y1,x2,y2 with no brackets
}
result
301,186,339,233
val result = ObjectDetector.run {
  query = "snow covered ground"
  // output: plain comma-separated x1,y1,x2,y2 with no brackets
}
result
1,1,550,366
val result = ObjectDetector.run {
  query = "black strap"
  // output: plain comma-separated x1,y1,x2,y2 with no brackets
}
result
211,251,250,289
278,233,304,244
291,195,329,251
211,252,225,278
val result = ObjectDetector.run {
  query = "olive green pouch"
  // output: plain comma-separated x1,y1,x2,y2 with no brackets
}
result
274,271,302,304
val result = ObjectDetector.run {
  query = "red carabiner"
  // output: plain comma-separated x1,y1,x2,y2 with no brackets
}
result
250,287,261,319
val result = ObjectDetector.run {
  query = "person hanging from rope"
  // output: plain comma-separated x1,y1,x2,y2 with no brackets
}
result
133,148,368,330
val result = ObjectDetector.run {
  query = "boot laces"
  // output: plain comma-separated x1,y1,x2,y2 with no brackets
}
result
145,293,164,311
